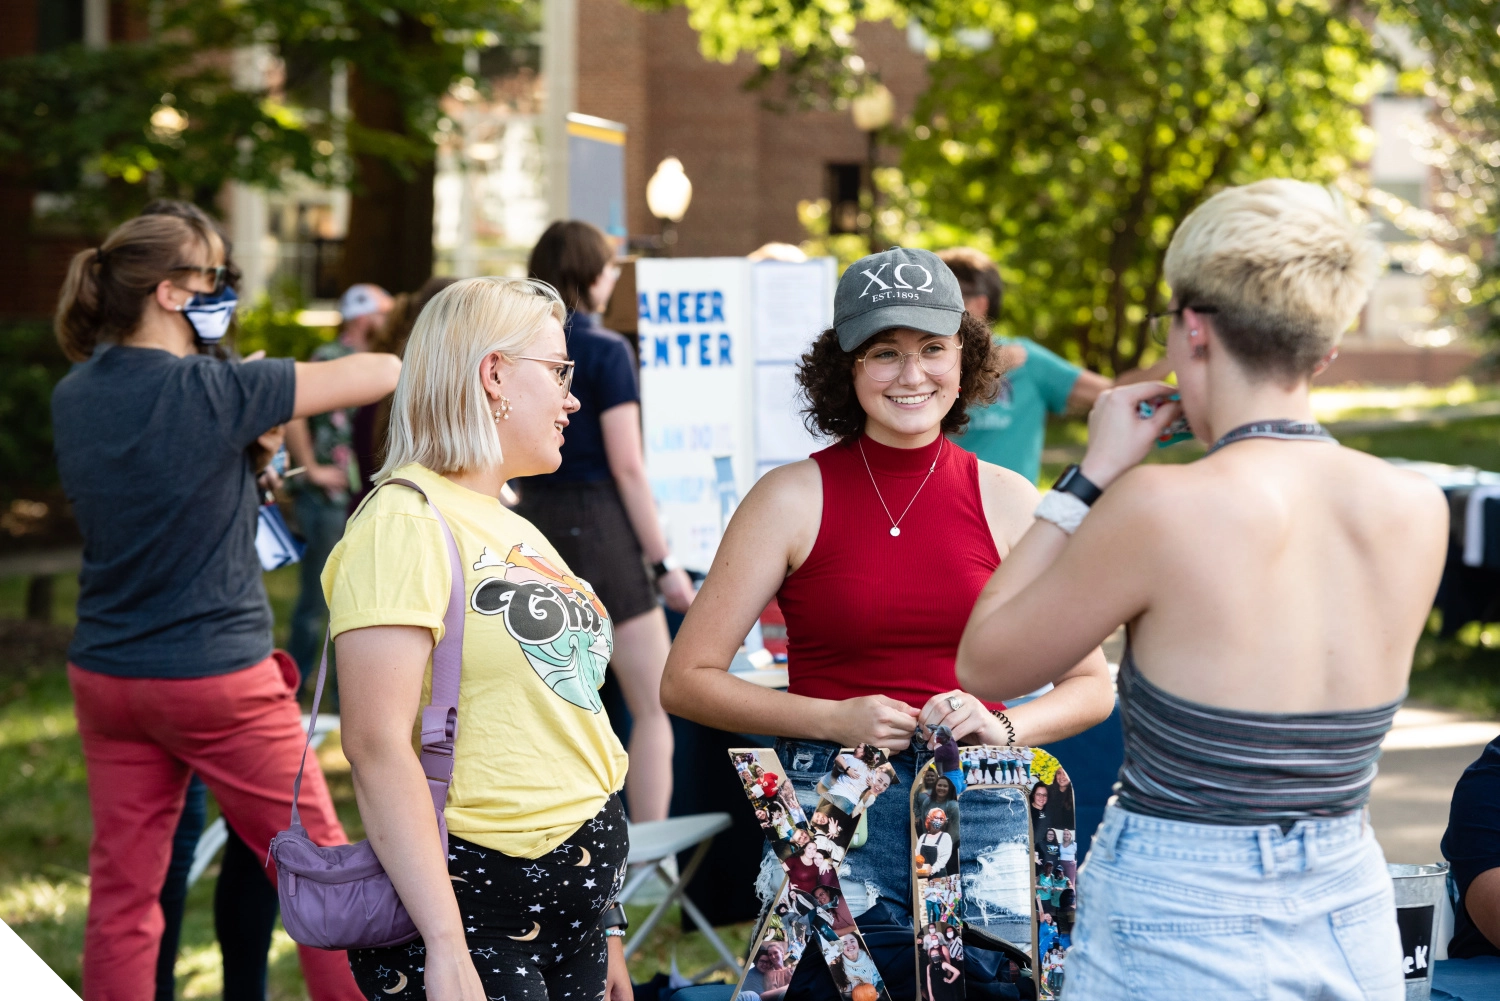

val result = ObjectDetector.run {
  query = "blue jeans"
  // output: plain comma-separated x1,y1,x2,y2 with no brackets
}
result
287,491,349,689
1062,802,1403,1001
767,736,933,923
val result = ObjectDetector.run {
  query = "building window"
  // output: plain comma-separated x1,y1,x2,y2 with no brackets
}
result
826,163,863,235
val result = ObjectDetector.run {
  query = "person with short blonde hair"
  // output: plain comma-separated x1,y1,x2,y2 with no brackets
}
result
956,180,1448,998
324,276,633,1001
1162,179,1383,380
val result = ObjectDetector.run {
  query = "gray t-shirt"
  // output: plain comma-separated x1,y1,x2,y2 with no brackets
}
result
52,345,296,678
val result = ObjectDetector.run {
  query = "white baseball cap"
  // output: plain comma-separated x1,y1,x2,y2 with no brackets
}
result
338,283,392,322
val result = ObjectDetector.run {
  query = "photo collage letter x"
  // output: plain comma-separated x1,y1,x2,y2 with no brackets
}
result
729,746,899,1001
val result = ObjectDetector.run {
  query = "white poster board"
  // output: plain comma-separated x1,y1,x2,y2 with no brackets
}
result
636,258,755,573
637,256,837,573
752,258,837,477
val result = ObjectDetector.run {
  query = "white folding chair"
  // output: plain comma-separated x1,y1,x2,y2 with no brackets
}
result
620,813,741,981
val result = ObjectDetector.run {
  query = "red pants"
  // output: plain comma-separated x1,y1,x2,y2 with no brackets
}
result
69,654,362,1001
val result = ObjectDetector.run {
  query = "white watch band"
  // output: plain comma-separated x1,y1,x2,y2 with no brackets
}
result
1034,489,1091,535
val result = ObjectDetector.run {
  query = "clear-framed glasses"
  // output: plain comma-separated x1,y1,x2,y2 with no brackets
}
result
858,338,962,383
1147,303,1217,346
170,263,227,293
515,356,576,396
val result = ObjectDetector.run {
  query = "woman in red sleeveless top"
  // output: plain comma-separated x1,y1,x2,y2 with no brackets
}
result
661,248,1112,927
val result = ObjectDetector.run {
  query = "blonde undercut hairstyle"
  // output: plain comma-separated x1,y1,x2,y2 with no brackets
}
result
378,276,565,481
1163,179,1384,382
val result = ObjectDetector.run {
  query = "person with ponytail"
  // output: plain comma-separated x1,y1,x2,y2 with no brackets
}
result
51,209,400,1001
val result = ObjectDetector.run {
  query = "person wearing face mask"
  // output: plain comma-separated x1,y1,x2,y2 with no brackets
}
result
660,248,1113,935
134,199,293,1001
517,220,694,826
323,278,631,1001
51,210,401,1000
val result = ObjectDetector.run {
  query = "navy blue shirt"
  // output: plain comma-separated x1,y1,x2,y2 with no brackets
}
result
1442,734,1500,958
536,312,639,484
52,345,296,678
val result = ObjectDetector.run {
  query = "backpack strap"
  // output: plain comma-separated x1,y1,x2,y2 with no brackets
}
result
287,476,465,857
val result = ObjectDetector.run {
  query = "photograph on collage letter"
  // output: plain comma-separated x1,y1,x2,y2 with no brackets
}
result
732,749,807,861
1028,752,1075,1000
911,750,965,1001
730,746,898,1001
821,931,886,1001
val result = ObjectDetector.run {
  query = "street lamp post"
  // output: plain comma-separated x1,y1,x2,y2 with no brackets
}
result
850,83,894,252
646,156,693,255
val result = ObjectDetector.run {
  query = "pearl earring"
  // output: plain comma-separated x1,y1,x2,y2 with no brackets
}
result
493,395,512,422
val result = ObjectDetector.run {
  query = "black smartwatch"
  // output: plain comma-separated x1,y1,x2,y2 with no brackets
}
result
1053,464,1103,507
649,555,681,581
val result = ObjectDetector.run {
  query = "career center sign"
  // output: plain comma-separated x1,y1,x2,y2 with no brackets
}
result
636,258,755,574
636,257,835,574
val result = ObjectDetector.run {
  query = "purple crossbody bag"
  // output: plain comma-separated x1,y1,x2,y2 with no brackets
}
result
269,477,465,951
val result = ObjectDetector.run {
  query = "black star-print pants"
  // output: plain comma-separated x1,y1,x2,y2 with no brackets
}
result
350,795,629,1001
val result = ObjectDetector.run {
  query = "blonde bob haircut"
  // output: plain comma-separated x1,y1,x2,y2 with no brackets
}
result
378,276,565,481
1164,179,1384,382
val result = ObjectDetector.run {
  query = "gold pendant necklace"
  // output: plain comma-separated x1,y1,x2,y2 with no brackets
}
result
857,436,943,538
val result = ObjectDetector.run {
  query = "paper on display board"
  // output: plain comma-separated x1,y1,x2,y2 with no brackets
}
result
637,257,837,574
753,259,837,478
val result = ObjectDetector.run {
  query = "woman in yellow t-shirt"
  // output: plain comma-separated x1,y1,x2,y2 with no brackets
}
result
324,277,630,1001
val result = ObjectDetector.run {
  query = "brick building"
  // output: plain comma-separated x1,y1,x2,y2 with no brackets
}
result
572,0,928,257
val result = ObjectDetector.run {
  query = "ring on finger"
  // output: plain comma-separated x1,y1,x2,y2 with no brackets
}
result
946,695,964,712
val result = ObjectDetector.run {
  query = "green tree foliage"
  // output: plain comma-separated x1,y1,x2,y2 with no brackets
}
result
0,41,327,227
0,1,531,237
897,2,1377,373
0,322,71,497
1376,1,1499,343
655,0,1405,373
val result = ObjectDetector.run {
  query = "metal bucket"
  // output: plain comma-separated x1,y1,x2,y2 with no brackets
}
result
1389,862,1450,1001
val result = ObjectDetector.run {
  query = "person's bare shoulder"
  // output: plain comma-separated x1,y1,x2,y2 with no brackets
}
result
1335,446,1449,543
975,459,1043,549
746,457,821,507
731,457,824,550
1082,462,1203,550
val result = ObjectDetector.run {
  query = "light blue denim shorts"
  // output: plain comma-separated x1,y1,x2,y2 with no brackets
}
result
1062,801,1403,1001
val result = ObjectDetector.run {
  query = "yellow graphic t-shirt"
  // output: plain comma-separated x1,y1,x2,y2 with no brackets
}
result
322,463,628,858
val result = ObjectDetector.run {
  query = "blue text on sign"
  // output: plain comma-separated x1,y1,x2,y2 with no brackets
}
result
640,332,734,368
639,290,727,325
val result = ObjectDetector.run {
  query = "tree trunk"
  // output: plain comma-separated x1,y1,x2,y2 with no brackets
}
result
339,67,436,295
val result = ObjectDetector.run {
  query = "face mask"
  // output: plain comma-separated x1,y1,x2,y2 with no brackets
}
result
181,286,238,343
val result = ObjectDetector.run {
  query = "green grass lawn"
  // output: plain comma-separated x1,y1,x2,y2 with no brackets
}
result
5,400,1500,996
0,568,749,997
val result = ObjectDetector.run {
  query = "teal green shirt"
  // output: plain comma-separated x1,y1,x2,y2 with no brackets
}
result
954,337,1082,483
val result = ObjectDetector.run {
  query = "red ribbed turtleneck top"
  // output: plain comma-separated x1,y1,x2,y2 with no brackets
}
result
777,434,1004,711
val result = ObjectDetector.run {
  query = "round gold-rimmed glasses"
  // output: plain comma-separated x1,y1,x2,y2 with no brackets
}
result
857,338,962,383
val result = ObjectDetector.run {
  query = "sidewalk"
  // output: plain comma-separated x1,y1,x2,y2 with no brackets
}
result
1371,704,1499,864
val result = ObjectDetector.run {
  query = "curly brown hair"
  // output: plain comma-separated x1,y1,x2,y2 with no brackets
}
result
797,312,1005,441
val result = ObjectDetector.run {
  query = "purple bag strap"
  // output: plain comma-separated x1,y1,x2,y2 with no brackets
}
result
286,476,466,857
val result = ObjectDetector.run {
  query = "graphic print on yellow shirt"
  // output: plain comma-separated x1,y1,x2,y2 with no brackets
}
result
322,463,627,858
469,543,613,714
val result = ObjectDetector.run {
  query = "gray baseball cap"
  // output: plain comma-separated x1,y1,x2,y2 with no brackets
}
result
833,247,965,351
